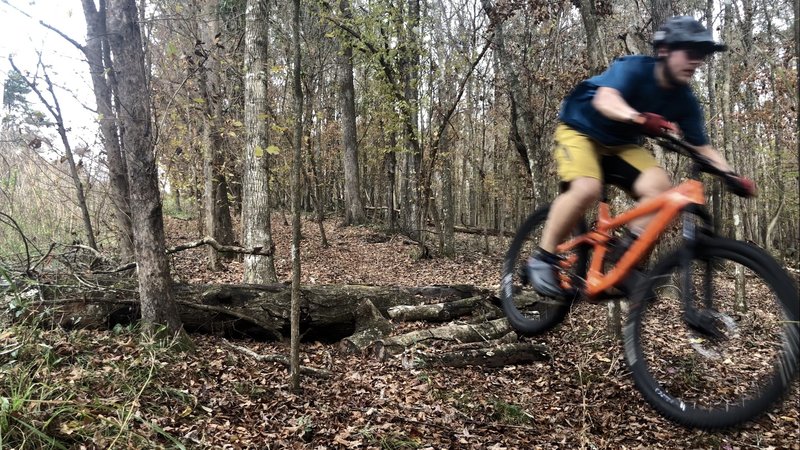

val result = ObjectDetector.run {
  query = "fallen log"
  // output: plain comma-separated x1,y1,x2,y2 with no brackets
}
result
386,295,491,322
448,331,518,351
403,342,550,369
23,282,489,341
372,318,511,358
339,299,393,354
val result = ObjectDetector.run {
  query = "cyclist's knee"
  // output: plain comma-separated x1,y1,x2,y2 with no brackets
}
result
634,167,671,199
566,177,602,207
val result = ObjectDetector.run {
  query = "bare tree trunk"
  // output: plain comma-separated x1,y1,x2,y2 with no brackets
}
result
481,0,541,206
720,2,746,311
795,0,800,272
441,130,455,256
80,0,134,260
762,3,783,255
338,0,366,226
290,0,303,391
704,0,723,236
401,0,423,243
199,0,234,271
384,127,397,230
408,342,549,369
308,124,329,248
106,0,182,333
242,0,278,283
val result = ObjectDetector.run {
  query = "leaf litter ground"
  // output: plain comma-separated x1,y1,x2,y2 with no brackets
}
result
4,216,798,449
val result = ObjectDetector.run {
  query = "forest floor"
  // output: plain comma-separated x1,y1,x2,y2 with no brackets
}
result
2,215,798,449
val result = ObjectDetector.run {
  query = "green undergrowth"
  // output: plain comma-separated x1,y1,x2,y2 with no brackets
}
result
162,195,195,221
0,318,190,449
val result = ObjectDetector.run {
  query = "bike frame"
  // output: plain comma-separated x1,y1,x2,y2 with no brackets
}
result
555,178,706,299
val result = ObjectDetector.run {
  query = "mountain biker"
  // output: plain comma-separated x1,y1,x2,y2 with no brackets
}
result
528,16,756,298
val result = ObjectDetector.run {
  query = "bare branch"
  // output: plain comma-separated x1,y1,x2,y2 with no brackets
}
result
97,237,276,273
38,20,87,54
221,338,332,378
0,211,33,274
30,243,58,273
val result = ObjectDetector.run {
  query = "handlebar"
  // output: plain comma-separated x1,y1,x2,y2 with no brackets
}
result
654,133,756,197
655,133,732,180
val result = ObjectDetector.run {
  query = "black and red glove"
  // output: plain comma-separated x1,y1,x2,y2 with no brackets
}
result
633,112,678,137
724,173,757,198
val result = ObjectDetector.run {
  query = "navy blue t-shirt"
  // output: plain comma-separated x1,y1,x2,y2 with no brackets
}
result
559,55,708,147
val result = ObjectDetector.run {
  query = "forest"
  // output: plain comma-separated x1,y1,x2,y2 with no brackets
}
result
0,0,798,448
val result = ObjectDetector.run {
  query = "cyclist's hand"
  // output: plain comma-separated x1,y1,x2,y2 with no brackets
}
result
634,112,677,137
724,173,757,198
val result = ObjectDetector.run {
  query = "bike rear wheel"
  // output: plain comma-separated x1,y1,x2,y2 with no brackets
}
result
625,237,799,428
500,205,588,336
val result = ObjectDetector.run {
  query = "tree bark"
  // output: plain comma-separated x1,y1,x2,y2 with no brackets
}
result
338,0,366,226
306,100,328,247
242,0,278,283
649,0,672,34
795,0,800,270
105,0,181,333
400,0,422,241
199,0,234,271
577,0,608,74
441,130,455,256
290,0,303,390
384,127,397,230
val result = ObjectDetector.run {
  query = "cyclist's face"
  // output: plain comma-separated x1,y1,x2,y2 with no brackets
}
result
660,47,707,85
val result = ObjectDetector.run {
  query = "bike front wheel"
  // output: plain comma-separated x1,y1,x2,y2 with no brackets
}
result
500,204,588,336
625,237,799,428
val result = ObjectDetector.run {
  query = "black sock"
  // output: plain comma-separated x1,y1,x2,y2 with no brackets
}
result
534,247,560,263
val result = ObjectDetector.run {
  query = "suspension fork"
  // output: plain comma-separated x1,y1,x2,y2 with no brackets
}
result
680,205,717,326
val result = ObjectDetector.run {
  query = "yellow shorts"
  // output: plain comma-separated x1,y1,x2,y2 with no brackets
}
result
553,123,659,192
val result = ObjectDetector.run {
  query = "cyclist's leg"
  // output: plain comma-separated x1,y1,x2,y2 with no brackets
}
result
605,145,671,233
630,166,672,232
531,124,602,296
539,124,603,253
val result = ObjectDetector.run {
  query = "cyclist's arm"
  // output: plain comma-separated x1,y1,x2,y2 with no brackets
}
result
688,144,734,174
592,87,641,123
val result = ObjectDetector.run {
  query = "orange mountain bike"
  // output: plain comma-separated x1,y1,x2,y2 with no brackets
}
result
500,134,799,429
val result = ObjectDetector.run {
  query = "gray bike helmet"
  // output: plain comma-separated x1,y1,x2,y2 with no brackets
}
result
653,16,727,52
